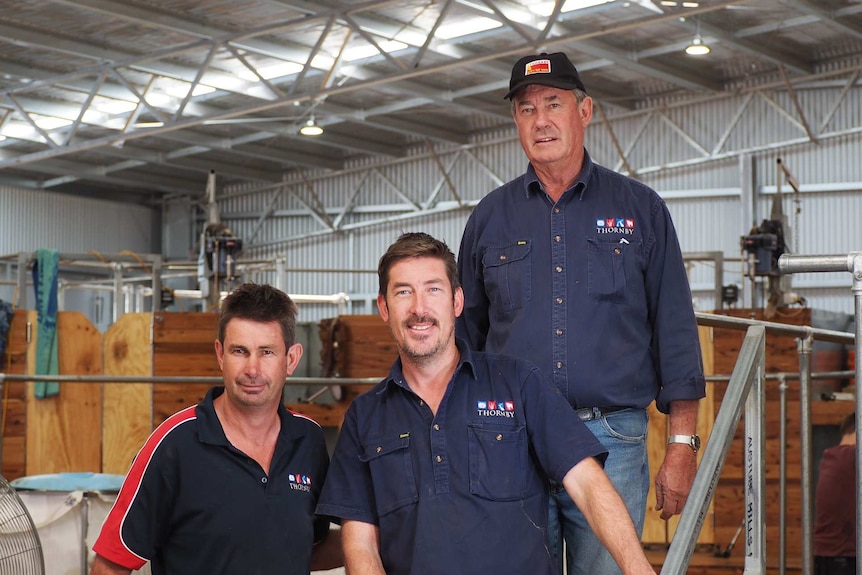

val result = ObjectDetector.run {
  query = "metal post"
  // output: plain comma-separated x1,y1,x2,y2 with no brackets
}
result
778,374,787,575
851,254,862,575
152,255,163,313
744,336,767,575
798,333,814,575
112,262,123,324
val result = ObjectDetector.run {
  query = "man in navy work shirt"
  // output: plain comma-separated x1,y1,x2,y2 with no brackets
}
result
317,232,656,575
91,283,342,575
457,52,706,575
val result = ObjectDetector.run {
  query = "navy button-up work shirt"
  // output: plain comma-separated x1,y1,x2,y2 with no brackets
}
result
457,151,705,413
316,340,606,575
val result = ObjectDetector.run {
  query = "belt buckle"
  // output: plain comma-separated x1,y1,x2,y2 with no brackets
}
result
575,407,597,421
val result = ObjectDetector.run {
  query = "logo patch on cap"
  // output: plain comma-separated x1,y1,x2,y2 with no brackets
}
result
525,59,551,76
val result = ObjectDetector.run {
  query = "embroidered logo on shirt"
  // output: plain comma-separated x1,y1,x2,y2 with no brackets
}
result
288,474,313,491
477,400,516,418
596,216,635,235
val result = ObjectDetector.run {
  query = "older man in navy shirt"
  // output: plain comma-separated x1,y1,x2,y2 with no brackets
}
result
317,232,655,575
457,52,705,575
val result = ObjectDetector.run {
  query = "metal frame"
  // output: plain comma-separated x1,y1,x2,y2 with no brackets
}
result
779,252,862,575
661,324,767,575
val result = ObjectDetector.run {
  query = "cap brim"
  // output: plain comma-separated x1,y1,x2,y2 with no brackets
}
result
504,78,586,100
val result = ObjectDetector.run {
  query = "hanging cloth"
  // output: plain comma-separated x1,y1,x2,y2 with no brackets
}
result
32,249,60,398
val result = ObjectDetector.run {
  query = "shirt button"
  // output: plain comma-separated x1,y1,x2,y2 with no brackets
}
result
556,362,563,369
555,266,563,273
261,477,268,484
556,297,563,304
496,434,503,441
614,248,621,255
376,446,382,453
556,329,563,336
419,400,424,406
499,254,507,261
555,235,561,242
434,424,440,431
554,207,560,213
436,455,443,463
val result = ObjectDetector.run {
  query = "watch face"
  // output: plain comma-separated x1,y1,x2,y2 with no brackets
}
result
692,435,701,451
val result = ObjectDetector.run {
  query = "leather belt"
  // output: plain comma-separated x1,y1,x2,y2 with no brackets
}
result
574,406,627,422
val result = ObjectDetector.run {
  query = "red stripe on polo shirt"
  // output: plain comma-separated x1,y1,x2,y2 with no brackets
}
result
93,405,198,569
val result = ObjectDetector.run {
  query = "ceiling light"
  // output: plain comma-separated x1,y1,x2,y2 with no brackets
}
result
685,35,710,55
299,117,323,136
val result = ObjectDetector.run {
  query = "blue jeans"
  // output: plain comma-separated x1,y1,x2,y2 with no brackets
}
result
549,408,650,575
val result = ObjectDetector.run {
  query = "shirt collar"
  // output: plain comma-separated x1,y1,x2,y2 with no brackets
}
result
380,337,478,394
524,148,594,201
197,385,299,445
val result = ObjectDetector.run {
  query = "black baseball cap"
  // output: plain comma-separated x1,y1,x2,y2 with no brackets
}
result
504,52,587,100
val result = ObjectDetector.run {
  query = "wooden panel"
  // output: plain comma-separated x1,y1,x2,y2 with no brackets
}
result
320,315,396,402
26,311,102,475
103,313,153,474
643,326,716,545
712,308,810,376
1,310,33,480
152,312,219,426
285,402,349,429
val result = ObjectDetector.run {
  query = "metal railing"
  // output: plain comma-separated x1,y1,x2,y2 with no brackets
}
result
661,324,767,575
662,251,860,575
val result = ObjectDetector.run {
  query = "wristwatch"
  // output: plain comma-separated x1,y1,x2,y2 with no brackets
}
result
667,434,701,453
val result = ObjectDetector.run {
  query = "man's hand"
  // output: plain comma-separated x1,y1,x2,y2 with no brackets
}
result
654,444,697,520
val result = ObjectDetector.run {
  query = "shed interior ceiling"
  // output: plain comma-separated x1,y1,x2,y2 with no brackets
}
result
1,0,862,205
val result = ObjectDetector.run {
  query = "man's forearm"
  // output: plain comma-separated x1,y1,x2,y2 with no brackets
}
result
563,458,655,575
668,399,699,435
342,520,386,575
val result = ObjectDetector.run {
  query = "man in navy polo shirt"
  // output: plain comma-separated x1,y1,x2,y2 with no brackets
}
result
91,283,342,575
317,232,655,575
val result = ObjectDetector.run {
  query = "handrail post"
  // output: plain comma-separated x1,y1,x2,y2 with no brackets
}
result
851,252,862,575
778,374,788,575
744,329,767,575
798,332,814,575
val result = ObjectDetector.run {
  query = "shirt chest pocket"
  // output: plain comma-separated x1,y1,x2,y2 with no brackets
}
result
467,423,528,501
586,238,638,304
359,436,418,516
481,243,532,312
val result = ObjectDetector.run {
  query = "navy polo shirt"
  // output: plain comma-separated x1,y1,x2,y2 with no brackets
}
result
316,340,606,575
457,150,705,413
94,387,330,575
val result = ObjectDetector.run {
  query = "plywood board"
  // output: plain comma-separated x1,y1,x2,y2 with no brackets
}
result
643,325,716,545
26,311,102,475
152,312,220,426
103,313,153,474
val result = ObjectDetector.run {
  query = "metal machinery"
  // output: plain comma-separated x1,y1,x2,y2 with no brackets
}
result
197,171,243,311
741,158,803,317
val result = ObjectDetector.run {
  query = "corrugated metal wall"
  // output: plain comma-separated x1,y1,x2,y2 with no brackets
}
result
0,186,154,255
0,186,156,327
